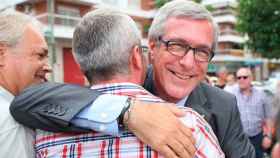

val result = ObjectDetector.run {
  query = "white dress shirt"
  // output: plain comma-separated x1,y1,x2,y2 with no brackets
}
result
0,86,34,158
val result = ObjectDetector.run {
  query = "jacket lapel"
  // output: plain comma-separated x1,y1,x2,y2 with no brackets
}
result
185,83,218,135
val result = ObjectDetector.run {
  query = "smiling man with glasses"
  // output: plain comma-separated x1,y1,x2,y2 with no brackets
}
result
144,0,255,157
226,67,273,158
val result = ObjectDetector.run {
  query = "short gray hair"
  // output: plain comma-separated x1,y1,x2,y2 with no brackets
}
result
148,0,219,53
0,10,42,47
73,8,141,84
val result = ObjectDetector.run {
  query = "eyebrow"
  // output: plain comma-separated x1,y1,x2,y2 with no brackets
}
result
38,47,48,54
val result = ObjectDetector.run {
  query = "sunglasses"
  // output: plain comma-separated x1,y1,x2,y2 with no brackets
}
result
237,76,249,80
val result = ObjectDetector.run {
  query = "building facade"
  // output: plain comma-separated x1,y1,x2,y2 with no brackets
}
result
7,0,155,85
2,0,271,84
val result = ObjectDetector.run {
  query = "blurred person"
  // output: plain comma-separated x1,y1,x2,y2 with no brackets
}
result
224,73,237,92
271,110,280,158
272,80,280,117
227,67,273,158
10,0,255,157
203,75,211,85
216,66,228,89
226,73,236,85
34,8,224,158
0,11,51,157
209,76,218,86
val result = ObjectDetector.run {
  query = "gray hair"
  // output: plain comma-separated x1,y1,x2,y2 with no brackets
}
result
0,10,42,47
73,8,141,83
148,0,219,53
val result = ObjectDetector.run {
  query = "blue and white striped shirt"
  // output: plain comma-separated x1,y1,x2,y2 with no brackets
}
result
226,86,272,136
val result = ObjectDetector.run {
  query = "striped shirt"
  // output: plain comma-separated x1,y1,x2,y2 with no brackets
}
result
226,86,272,136
35,83,224,158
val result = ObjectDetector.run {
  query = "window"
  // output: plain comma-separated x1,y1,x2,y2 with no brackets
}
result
57,5,80,26
102,0,142,9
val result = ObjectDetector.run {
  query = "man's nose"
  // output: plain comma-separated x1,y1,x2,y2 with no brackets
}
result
43,64,52,73
179,50,195,68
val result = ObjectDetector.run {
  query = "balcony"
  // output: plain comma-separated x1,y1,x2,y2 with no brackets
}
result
220,29,239,36
214,14,237,24
36,13,81,39
95,1,156,19
212,8,236,16
202,0,238,8
219,34,245,44
1,0,26,10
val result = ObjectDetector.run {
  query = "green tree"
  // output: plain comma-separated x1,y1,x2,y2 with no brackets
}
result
237,0,280,58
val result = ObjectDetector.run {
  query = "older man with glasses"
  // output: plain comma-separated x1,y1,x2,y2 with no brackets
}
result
226,67,273,158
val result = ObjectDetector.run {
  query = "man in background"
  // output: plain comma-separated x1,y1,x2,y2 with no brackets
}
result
272,110,280,158
216,66,228,89
226,67,273,158
0,11,51,157
224,73,237,91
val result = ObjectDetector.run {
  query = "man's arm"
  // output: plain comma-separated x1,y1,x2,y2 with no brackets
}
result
10,82,196,158
10,82,101,132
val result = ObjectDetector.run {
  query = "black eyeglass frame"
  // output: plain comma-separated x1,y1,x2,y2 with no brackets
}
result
158,36,214,62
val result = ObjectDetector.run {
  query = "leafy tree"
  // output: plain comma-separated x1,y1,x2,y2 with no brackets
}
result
237,0,280,58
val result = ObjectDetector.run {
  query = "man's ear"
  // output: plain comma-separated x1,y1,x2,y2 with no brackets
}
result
130,45,143,70
0,43,8,66
130,45,147,70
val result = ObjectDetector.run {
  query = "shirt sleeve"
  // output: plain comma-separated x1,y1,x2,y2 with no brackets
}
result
179,108,225,158
71,94,129,136
262,92,273,119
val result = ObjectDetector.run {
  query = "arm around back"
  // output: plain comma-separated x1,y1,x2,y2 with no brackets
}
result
10,82,101,132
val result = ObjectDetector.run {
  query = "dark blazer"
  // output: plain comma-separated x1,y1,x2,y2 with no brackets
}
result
10,82,100,132
144,68,255,158
188,84,256,158
10,78,255,157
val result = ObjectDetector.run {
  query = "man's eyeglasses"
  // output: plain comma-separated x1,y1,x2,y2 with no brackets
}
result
158,36,214,62
237,76,249,80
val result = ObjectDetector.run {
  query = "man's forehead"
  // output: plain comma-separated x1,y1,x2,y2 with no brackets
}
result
20,24,48,51
164,17,213,47
32,46,48,54
237,69,250,76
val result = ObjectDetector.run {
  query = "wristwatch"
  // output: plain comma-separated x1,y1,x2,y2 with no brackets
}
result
118,97,133,129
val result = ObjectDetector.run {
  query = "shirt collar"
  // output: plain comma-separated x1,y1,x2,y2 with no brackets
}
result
176,95,188,107
0,86,14,102
90,82,144,90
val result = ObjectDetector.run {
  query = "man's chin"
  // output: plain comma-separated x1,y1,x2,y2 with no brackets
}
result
165,89,190,102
